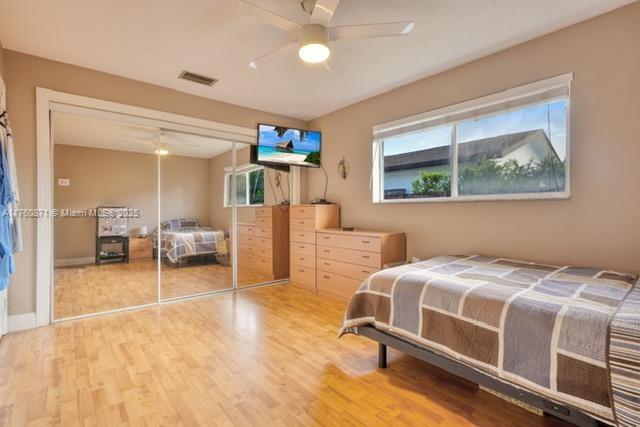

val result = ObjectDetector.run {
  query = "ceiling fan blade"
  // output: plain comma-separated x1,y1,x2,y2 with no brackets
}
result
309,0,340,27
239,0,301,32
329,22,414,41
248,42,297,69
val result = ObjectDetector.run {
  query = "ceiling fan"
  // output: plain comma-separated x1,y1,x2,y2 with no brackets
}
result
239,0,415,68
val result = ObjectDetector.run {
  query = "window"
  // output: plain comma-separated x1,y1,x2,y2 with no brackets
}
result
224,164,264,207
373,74,571,203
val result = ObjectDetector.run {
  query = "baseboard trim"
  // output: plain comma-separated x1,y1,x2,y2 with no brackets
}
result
54,257,94,267
8,312,37,332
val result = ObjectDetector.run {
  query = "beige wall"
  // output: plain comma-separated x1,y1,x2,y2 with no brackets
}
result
307,2,640,273
3,50,306,315
0,41,4,80
53,145,211,260
208,146,290,230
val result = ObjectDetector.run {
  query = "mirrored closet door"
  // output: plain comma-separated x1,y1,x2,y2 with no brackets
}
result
234,142,292,288
52,111,160,319
51,109,288,320
158,131,234,300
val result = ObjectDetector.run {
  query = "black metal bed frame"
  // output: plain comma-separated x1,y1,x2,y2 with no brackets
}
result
358,326,607,427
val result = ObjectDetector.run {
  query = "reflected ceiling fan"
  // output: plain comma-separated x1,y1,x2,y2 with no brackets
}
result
239,0,415,68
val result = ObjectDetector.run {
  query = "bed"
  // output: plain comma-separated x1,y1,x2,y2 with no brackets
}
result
154,218,227,265
339,255,640,427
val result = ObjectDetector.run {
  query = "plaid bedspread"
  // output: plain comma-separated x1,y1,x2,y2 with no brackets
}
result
159,227,225,263
339,255,638,423
609,282,640,426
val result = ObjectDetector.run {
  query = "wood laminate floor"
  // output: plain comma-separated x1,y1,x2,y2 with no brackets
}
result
54,260,272,319
1,284,570,426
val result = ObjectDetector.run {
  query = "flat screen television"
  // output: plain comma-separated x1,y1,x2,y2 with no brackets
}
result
257,123,321,168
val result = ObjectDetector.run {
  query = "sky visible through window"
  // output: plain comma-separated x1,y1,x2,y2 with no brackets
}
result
383,99,567,159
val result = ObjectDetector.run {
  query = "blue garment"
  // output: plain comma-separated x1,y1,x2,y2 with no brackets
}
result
0,141,14,291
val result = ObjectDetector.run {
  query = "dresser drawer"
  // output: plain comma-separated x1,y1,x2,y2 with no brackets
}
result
316,258,379,281
255,216,272,227
241,245,272,259
317,233,381,253
291,205,315,219
290,253,315,269
316,271,362,300
238,252,273,276
317,245,381,268
238,234,272,249
253,226,272,238
130,246,152,259
290,242,315,256
236,224,255,236
255,207,273,218
290,264,316,289
290,230,316,244
290,218,315,231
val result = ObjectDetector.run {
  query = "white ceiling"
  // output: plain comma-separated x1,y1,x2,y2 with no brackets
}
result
1,0,634,121
53,112,233,158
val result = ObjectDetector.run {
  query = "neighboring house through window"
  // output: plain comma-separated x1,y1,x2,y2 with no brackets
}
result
372,74,572,202
224,164,264,207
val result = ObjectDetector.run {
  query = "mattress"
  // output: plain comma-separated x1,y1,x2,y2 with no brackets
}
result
339,255,639,424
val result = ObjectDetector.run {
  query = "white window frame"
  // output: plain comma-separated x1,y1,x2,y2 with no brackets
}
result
372,73,573,204
224,163,264,208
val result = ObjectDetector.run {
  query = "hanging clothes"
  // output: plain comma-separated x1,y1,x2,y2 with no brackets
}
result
0,116,22,253
0,137,15,291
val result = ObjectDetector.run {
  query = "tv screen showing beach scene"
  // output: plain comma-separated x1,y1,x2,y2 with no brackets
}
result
257,124,321,168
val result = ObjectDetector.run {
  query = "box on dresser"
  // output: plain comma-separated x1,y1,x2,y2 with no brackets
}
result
316,229,406,300
289,204,340,291
235,206,289,285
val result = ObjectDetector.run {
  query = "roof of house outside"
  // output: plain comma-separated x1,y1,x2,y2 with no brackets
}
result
383,129,557,172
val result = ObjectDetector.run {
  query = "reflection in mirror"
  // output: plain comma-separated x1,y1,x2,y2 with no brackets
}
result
159,131,235,300
225,143,291,288
52,112,159,319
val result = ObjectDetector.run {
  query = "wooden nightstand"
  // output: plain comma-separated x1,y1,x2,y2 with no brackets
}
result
129,237,153,260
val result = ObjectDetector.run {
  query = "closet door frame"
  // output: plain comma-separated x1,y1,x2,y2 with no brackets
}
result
36,88,267,326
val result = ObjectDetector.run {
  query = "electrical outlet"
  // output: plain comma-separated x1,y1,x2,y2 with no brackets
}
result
58,178,70,186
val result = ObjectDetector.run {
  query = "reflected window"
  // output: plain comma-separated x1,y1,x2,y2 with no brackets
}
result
224,164,264,207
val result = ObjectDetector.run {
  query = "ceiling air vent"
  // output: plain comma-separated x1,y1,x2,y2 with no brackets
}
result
178,71,218,86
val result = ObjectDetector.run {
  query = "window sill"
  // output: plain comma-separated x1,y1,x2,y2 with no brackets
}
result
375,191,570,204
223,204,264,208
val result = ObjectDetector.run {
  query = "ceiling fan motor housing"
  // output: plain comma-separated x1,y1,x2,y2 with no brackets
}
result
299,24,329,48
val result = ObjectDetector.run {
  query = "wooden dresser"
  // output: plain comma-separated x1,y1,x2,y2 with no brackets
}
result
236,206,289,285
316,229,406,300
289,204,340,291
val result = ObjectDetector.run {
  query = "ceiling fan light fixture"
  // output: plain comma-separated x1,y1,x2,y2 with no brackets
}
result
298,23,330,64
299,42,330,63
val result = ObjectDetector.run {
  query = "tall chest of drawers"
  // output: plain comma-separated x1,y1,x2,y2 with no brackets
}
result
316,229,406,300
289,204,340,291
236,206,289,285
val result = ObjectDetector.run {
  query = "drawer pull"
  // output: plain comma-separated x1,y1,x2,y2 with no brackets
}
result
299,269,305,273
362,255,371,259
323,275,330,279
323,262,330,266
323,236,330,239
362,240,370,244
299,257,305,261
362,270,370,273
323,249,330,253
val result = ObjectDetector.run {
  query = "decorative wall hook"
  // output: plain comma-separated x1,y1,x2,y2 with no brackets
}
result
338,156,350,180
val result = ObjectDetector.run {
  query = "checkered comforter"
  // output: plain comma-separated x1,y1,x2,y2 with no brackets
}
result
158,227,225,263
339,255,639,424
